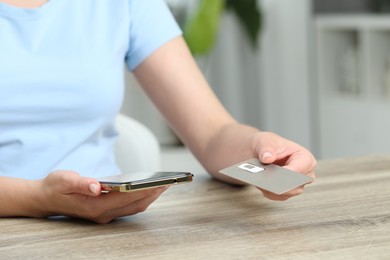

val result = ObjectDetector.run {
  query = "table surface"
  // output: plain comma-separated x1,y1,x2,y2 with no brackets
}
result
1,155,390,259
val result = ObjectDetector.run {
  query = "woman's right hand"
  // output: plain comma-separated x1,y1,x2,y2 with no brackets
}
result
38,170,168,224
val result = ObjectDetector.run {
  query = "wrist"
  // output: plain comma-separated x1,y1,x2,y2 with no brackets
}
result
0,177,53,218
25,179,53,218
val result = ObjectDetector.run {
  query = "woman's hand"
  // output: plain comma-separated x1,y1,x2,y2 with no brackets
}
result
252,131,316,201
39,171,168,224
195,124,316,202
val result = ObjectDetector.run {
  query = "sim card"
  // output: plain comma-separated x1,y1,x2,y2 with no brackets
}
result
219,158,313,195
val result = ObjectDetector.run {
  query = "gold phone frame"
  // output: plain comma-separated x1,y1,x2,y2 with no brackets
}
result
99,172,193,192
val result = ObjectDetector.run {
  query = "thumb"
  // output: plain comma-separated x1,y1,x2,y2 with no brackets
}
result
61,171,101,197
86,181,101,197
254,132,284,164
260,151,275,164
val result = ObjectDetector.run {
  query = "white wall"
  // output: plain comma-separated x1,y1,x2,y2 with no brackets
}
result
201,9,263,129
259,0,315,153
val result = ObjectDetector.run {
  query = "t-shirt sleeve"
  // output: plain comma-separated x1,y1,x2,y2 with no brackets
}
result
126,0,182,71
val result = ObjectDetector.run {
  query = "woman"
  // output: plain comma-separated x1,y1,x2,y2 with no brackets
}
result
0,0,316,223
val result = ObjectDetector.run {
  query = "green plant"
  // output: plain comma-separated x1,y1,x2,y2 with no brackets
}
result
179,0,263,56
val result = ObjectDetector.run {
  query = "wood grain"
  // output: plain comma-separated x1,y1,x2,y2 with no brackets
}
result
1,155,390,259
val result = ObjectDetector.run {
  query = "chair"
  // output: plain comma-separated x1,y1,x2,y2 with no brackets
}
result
114,113,160,173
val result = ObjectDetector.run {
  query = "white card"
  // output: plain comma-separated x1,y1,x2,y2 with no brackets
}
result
219,158,313,195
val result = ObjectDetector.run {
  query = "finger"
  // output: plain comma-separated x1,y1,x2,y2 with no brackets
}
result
283,151,317,176
97,186,168,209
276,186,305,198
59,171,101,197
262,191,291,201
261,151,276,164
94,187,168,224
258,186,304,201
115,187,167,216
254,132,285,164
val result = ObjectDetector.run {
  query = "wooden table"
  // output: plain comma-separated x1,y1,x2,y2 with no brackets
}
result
1,156,390,259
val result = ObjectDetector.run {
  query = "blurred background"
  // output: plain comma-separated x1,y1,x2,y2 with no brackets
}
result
121,0,390,160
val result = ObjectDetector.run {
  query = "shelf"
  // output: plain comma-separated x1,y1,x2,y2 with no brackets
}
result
314,15,390,158
316,15,390,30
317,28,362,97
316,15,390,100
366,30,390,99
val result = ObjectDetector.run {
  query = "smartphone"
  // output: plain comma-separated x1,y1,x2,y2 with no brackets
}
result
98,171,194,192
219,158,314,195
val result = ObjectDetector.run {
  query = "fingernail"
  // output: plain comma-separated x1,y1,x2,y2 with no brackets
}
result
263,152,272,160
89,183,99,194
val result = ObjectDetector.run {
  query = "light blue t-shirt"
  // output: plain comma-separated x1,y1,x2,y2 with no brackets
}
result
0,0,182,179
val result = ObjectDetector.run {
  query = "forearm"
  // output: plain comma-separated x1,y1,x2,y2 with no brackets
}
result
0,177,47,218
133,37,260,183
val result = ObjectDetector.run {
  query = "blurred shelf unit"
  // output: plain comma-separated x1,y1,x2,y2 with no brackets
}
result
315,15,390,159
